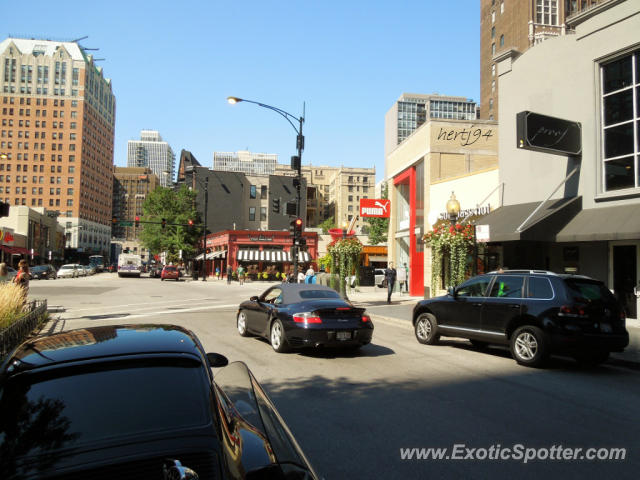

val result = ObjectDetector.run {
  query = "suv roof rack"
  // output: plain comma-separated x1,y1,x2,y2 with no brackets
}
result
487,269,558,275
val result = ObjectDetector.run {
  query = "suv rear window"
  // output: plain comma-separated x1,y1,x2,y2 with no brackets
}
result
564,279,615,303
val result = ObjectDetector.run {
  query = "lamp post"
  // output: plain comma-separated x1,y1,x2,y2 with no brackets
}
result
185,166,208,281
340,221,349,299
227,96,305,276
446,192,461,225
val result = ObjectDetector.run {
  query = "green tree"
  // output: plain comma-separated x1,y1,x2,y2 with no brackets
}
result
318,216,337,234
139,186,200,259
366,182,389,245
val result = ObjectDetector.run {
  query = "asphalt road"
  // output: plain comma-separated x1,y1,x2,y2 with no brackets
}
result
29,274,640,479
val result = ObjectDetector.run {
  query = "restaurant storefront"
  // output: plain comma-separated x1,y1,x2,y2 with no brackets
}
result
202,229,318,279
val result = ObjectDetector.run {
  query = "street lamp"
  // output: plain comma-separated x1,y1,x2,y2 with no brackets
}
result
185,166,208,282
446,192,461,225
341,221,348,240
227,96,305,275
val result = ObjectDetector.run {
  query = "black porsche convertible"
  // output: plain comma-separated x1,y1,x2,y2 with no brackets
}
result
237,284,374,352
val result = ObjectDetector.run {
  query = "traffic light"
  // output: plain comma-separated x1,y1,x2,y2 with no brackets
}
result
294,218,303,237
111,216,117,225
272,197,280,214
291,155,301,171
161,218,166,229
134,216,140,228
289,219,296,235
188,219,194,228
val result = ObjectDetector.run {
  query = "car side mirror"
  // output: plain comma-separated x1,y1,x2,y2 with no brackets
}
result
206,352,229,368
250,295,259,302
448,286,457,298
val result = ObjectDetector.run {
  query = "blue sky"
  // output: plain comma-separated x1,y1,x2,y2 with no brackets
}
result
5,0,480,181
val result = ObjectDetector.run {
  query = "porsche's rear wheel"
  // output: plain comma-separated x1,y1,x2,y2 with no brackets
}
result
270,320,290,353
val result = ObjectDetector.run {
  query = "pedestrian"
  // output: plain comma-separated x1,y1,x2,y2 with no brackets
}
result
13,259,30,297
403,262,409,293
238,265,245,286
215,266,220,280
305,266,315,284
384,262,397,304
226,264,232,285
297,269,305,284
0,262,10,283
396,263,407,295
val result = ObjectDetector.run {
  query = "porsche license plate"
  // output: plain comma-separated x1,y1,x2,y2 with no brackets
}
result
337,331,351,341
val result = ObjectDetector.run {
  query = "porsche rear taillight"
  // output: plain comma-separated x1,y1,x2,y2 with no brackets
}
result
362,315,371,323
293,312,322,324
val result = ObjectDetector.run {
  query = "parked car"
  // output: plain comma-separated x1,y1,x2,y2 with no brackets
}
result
83,264,96,275
29,264,57,280
149,264,163,278
412,270,629,367
0,325,318,479
5,266,18,281
57,264,78,278
74,263,87,277
161,265,180,281
237,284,374,352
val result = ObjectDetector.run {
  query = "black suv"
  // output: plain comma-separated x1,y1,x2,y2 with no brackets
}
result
412,270,629,367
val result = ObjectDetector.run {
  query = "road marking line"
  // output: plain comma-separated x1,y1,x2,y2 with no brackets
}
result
65,303,239,321
67,297,222,313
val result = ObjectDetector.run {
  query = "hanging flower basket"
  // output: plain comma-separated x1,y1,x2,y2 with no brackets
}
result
423,222,476,293
327,237,363,292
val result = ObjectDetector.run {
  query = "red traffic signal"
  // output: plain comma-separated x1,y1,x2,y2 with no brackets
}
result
134,216,140,227
294,218,303,227
188,219,194,227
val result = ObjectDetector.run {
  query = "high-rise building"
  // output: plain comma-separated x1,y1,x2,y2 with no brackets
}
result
127,130,175,187
0,37,115,256
112,167,159,240
213,150,278,176
479,0,603,120
275,164,376,233
384,93,477,156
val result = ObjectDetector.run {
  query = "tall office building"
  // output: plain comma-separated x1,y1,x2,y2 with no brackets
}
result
479,0,603,120
274,164,376,232
127,130,175,187
384,93,477,156
213,150,278,176
112,167,159,240
0,37,115,256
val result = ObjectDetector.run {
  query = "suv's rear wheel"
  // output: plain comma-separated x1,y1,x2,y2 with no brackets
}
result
510,326,549,367
415,313,440,345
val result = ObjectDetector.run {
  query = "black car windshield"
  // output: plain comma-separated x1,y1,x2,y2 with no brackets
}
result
298,290,341,299
564,279,616,303
0,360,212,456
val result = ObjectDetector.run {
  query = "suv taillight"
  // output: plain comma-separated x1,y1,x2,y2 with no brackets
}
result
293,312,322,324
558,305,588,318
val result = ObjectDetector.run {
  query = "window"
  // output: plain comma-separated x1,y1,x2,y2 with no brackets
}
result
528,277,554,299
601,49,639,191
249,185,256,199
260,206,267,221
260,185,267,198
489,276,525,298
500,1,504,14
491,43,496,55
491,26,495,39
492,64,496,76
457,276,492,297
536,0,558,25
500,34,504,47
249,207,256,221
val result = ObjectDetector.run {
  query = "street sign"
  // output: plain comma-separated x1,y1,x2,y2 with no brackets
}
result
360,198,391,218
118,221,133,227
516,111,582,156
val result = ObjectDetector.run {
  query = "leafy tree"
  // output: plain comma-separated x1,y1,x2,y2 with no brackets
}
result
139,186,200,259
366,182,389,245
318,216,337,234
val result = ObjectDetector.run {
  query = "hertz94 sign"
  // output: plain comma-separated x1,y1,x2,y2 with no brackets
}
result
360,198,390,218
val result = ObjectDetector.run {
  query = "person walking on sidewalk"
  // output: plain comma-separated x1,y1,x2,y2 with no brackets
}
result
238,265,245,286
403,263,409,293
384,262,397,304
396,264,407,295
226,265,232,285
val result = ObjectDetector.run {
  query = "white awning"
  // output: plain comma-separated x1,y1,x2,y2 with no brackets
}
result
194,253,205,261
237,249,311,263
